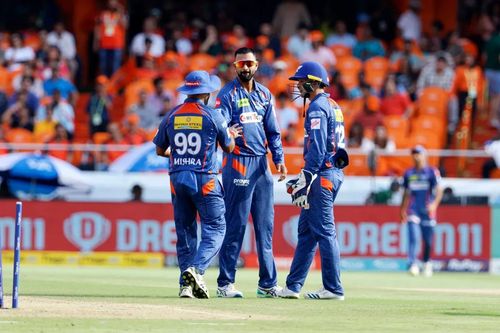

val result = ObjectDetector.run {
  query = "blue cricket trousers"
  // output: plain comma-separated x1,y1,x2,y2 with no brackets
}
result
407,213,435,265
286,168,344,295
170,171,226,285
217,154,277,288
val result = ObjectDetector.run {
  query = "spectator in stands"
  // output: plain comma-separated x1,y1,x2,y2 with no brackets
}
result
483,134,500,178
43,65,77,105
4,33,35,71
352,26,385,61
2,94,34,132
38,45,72,81
36,89,75,139
429,20,445,53
87,75,111,135
130,16,165,61
47,21,77,78
397,0,422,42
171,29,193,56
275,91,298,131
326,20,357,49
416,53,455,95
485,25,500,129
148,76,174,117
373,124,396,152
441,186,461,205
33,103,57,142
282,123,300,147
94,0,128,77
122,113,148,145
380,76,413,118
127,90,158,131
162,51,184,81
347,121,375,152
272,0,311,38
199,25,223,56
0,90,7,118
300,30,336,72
287,23,311,59
12,64,44,98
446,31,466,66
9,76,39,117
366,178,401,205
159,95,173,118
259,23,282,58
390,39,423,99
229,25,252,50
370,3,397,44
353,95,384,134
47,123,72,162
326,71,347,102
104,122,129,163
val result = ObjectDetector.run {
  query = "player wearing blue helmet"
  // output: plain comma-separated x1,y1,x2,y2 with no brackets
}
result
278,61,349,300
154,70,242,298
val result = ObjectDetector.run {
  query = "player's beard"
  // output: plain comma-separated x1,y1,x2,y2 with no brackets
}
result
237,70,254,82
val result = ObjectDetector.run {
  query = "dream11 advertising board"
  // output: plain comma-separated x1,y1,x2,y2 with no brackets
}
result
0,201,491,272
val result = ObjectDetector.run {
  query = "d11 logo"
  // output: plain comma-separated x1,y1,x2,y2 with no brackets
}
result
64,212,111,252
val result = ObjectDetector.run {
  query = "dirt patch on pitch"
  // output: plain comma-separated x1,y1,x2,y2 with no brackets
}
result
381,287,500,295
1,296,277,321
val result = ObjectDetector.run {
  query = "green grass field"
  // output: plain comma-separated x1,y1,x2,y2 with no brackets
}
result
0,266,499,332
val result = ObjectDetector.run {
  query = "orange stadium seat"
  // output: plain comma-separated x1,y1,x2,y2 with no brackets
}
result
416,87,448,120
383,115,410,148
188,53,218,72
363,56,389,91
330,44,352,61
344,154,371,176
124,79,154,109
335,56,362,90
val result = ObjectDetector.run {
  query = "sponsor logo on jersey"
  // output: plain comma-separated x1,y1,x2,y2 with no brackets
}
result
237,98,250,108
173,158,202,166
233,178,250,186
334,109,344,122
311,118,321,129
174,116,202,130
239,112,262,124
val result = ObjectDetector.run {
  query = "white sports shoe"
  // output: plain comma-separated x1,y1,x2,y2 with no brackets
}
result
409,264,420,276
304,288,345,300
423,262,433,277
257,285,282,298
276,286,300,299
216,283,244,298
182,267,209,299
179,285,194,298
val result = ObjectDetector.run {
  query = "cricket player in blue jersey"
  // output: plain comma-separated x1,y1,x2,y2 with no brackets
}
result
216,47,287,298
278,61,349,300
153,70,242,299
400,145,443,277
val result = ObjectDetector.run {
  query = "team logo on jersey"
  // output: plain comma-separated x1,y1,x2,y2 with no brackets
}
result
174,116,202,130
237,98,250,108
334,109,344,122
239,112,262,123
311,118,321,129
215,98,221,108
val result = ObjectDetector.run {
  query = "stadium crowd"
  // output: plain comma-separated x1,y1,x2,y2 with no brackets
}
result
0,0,499,177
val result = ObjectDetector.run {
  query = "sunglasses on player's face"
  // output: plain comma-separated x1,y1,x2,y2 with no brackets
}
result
233,60,258,69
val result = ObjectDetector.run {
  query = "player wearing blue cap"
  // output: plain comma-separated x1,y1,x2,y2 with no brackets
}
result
216,47,287,298
278,61,349,300
153,70,242,298
400,145,443,277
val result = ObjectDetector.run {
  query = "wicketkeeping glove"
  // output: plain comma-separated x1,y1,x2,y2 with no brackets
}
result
286,169,317,209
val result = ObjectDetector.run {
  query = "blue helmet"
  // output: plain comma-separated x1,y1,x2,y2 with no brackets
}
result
289,61,329,87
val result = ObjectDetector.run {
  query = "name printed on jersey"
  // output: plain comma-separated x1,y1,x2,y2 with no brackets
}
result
311,118,321,130
239,112,263,124
173,158,202,166
174,116,203,130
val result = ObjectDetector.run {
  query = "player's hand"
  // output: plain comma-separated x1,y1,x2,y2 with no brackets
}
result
400,211,407,224
276,163,287,182
427,202,438,217
228,124,243,139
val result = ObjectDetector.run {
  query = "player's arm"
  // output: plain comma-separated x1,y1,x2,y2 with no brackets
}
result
400,173,410,223
153,116,170,158
263,96,287,181
304,110,327,174
215,112,242,153
215,91,232,123
428,169,444,216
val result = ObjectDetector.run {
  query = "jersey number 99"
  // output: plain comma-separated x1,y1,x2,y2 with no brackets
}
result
174,132,202,155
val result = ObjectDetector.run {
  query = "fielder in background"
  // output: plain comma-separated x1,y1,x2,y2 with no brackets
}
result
216,47,287,298
400,145,443,277
153,70,242,299
279,61,349,300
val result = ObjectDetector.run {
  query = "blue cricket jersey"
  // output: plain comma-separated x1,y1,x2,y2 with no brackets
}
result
216,78,284,165
402,166,441,216
153,98,232,174
303,93,346,174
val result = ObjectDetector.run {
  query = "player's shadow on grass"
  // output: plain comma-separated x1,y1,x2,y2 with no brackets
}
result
23,293,182,299
443,311,500,317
